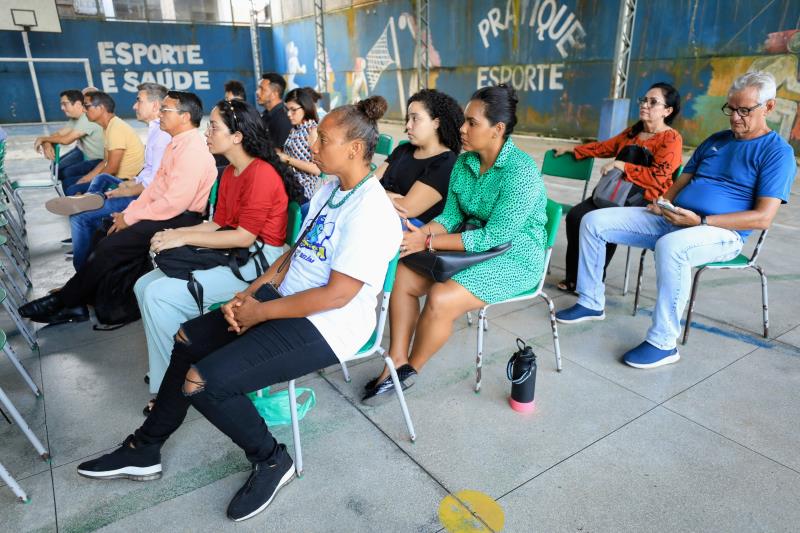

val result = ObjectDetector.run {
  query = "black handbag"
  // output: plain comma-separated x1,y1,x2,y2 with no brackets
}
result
401,220,512,282
153,227,269,314
402,242,512,282
592,144,652,208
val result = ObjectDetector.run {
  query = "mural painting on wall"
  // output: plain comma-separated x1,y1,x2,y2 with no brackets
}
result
687,29,800,152
398,11,442,98
285,41,308,91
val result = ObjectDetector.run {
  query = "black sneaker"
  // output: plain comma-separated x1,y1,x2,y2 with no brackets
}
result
77,435,162,481
227,443,295,522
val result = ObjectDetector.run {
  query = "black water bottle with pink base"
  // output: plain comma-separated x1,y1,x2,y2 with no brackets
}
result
507,338,537,413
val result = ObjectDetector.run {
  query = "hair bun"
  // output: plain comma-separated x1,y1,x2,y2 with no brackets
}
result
497,83,519,105
357,95,388,121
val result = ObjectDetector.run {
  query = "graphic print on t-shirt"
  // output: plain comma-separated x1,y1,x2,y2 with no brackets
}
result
297,213,335,262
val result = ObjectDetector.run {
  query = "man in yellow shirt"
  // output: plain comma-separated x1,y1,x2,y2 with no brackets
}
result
66,91,144,195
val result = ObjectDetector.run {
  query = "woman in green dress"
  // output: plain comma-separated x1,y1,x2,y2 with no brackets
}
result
362,84,549,404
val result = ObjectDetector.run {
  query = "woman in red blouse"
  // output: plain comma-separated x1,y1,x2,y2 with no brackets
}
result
554,82,683,293
137,100,304,407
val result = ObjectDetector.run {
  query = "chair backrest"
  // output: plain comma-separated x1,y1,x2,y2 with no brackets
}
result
376,134,393,157
382,252,401,293
748,229,769,264
397,139,409,147
286,201,303,246
541,149,594,181
543,199,563,249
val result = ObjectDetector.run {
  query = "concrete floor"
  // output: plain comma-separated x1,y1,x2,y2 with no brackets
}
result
1,120,799,532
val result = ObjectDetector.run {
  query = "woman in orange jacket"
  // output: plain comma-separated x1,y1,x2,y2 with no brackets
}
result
554,82,683,293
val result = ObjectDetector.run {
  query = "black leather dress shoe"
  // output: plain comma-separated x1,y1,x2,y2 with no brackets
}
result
28,305,89,325
363,363,418,391
361,364,417,406
19,294,64,319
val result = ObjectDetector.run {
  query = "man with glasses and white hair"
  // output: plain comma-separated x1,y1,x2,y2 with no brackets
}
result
556,71,796,369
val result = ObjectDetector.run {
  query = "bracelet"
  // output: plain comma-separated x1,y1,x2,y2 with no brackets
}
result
425,234,431,251
428,233,436,252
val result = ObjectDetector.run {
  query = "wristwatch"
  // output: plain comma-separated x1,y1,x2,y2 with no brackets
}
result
700,215,708,226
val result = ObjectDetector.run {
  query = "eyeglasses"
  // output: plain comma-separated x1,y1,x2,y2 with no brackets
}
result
286,105,303,114
84,102,102,108
721,102,763,117
637,96,666,108
159,107,181,114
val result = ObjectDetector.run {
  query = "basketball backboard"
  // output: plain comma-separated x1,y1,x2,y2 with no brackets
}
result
0,1,62,33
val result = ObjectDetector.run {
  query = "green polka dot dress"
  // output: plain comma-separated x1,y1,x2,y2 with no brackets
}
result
433,137,548,304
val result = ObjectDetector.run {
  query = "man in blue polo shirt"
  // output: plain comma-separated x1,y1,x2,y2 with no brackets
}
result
556,71,796,369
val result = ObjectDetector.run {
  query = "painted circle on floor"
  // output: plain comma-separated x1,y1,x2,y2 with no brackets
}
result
439,489,505,532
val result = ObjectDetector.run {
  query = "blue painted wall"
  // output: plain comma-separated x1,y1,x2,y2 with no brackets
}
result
0,19,262,123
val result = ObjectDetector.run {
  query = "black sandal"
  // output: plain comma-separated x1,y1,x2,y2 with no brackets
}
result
556,279,577,293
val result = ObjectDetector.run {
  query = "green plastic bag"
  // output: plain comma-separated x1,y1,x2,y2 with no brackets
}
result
247,386,316,426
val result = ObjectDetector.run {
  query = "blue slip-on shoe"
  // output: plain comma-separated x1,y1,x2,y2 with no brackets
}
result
555,303,605,324
623,341,680,369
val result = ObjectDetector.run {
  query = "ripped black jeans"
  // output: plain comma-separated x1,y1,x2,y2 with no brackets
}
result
134,284,338,463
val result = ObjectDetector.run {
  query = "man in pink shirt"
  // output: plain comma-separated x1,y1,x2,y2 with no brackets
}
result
20,91,217,326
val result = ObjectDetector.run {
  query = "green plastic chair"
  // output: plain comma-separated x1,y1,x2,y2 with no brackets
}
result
541,149,594,214
287,253,415,476
397,139,409,147
473,199,563,392
207,175,221,220
375,134,394,157
622,165,684,295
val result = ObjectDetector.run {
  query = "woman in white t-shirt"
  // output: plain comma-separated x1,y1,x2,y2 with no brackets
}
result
76,96,401,522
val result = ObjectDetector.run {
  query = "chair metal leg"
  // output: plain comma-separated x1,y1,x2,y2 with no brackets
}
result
623,247,632,296
2,246,31,288
540,291,562,371
2,300,37,351
287,380,303,477
0,386,48,459
754,265,769,338
632,249,647,316
0,462,30,503
1,264,26,303
3,344,39,395
475,307,487,393
385,355,416,442
682,266,707,345
339,361,351,383
2,230,29,268
466,311,473,326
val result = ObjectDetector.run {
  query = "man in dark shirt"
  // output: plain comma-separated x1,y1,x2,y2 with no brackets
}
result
256,72,291,148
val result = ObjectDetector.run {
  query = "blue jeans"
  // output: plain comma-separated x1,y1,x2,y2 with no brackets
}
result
57,148,86,181
86,173,122,194
61,150,102,194
69,174,137,270
576,207,743,349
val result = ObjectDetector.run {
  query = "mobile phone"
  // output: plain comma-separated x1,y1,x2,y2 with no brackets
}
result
656,199,679,213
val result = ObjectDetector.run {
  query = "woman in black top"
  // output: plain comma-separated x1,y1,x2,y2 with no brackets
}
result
376,89,464,225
